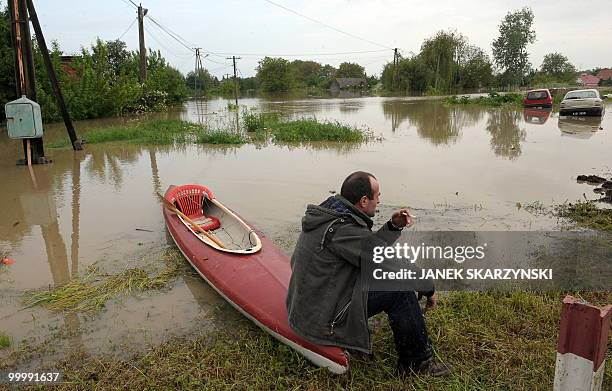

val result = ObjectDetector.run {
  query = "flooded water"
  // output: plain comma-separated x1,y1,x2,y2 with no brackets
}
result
1,96,610,367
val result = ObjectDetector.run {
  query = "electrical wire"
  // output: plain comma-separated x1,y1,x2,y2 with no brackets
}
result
117,17,138,40
205,49,390,57
145,14,195,52
262,0,392,50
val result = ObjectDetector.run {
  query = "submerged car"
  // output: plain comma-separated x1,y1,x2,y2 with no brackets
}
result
559,89,605,116
523,89,553,108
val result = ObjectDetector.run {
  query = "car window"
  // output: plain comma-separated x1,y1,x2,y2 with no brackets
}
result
527,91,547,99
565,91,597,99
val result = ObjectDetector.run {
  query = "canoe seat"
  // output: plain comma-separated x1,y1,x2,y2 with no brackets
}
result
191,215,221,231
166,184,220,231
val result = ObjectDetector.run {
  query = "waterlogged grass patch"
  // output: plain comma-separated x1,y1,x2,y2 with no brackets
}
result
269,118,369,142
555,201,612,231
444,92,523,107
23,250,187,313
43,292,611,390
195,129,246,145
0,333,9,349
49,120,202,148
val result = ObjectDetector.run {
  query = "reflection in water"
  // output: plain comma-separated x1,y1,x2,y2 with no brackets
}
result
84,147,140,189
382,100,483,145
338,100,365,113
558,116,603,139
486,109,526,159
523,108,552,125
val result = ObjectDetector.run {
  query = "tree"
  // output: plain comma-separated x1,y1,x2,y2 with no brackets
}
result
458,45,494,89
186,68,217,94
420,30,466,92
336,62,365,78
539,52,576,82
256,57,295,92
492,7,536,87
0,7,16,118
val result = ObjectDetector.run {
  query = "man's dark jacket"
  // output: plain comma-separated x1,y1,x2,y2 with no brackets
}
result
285,195,402,353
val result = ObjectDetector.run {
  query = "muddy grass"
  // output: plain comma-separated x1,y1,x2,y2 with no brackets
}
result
555,201,612,231
23,250,188,313
8,291,611,390
0,333,9,349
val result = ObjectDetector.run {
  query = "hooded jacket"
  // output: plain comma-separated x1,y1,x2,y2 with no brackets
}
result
285,195,403,353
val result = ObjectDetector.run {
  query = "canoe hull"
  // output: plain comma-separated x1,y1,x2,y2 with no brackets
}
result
163,186,349,373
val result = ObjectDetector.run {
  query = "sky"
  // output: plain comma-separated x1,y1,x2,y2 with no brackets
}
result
9,0,612,79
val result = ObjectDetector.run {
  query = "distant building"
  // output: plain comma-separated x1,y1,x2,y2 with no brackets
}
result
329,77,367,93
60,55,78,77
577,73,600,87
596,69,612,81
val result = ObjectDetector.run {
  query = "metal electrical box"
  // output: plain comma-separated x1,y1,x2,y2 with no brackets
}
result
5,95,44,139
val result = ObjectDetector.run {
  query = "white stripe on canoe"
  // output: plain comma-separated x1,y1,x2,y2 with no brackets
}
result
168,228,348,375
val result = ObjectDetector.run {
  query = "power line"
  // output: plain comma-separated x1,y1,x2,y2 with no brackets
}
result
144,24,192,57
145,14,195,52
119,0,137,9
262,0,392,50
117,17,137,40
205,49,390,57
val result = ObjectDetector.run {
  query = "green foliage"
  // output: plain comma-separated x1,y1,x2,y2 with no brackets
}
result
268,118,368,142
242,109,279,132
492,7,536,87
444,92,523,106
256,57,295,92
555,201,612,231
0,333,9,349
336,62,366,78
539,52,576,82
186,68,219,95
0,8,15,119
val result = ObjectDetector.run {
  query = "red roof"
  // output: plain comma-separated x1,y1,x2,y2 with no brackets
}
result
596,69,612,80
579,74,600,86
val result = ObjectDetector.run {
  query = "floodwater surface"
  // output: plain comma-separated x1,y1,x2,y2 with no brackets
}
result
0,96,610,367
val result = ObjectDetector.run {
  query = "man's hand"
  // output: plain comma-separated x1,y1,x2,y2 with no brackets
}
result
424,293,437,313
391,208,414,229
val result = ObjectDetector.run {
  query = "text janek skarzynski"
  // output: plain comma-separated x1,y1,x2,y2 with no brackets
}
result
371,243,553,281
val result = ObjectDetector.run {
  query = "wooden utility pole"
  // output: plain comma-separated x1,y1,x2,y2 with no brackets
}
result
138,3,148,82
392,48,399,91
8,0,47,164
26,0,82,150
226,55,241,106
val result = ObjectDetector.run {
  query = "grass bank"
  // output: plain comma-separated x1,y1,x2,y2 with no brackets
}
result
48,120,246,148
443,92,523,107
15,291,610,390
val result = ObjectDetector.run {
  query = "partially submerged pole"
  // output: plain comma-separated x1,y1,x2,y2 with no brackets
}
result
137,3,148,83
26,0,83,151
553,295,611,391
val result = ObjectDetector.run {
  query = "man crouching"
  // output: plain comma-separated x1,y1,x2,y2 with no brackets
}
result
286,171,451,376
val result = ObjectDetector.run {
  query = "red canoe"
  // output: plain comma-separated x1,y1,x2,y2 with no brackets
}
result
163,184,349,373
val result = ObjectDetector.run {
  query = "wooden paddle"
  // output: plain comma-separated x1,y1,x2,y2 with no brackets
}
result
157,192,226,249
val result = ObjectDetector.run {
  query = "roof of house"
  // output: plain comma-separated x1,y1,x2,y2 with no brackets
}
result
596,69,612,80
579,74,600,85
334,78,367,88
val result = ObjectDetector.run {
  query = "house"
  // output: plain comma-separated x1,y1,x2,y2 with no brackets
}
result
577,73,600,87
60,55,78,77
596,69,612,81
329,77,367,93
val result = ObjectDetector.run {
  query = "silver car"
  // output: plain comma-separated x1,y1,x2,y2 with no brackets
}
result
559,89,605,116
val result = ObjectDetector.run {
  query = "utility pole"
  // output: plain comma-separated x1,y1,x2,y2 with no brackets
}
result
8,0,46,164
392,48,399,92
226,55,241,107
138,3,148,82
26,0,82,150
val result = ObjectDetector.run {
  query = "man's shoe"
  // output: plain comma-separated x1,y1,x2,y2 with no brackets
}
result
398,358,453,377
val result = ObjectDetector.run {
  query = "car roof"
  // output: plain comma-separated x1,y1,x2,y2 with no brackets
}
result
526,89,550,93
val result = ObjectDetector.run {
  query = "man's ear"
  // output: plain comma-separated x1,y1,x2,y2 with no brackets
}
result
359,195,368,207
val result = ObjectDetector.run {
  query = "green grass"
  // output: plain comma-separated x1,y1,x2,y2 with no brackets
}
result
0,333,9,349
555,201,612,231
23,250,187,313
48,120,203,148
195,129,246,144
269,118,370,142
242,110,280,132
444,92,524,107
24,291,610,390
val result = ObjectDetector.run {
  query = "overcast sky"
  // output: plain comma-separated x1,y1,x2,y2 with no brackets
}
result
12,0,612,78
